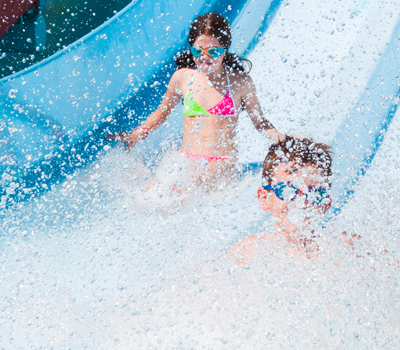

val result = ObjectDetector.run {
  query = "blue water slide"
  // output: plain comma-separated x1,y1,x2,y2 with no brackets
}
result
0,0,282,208
329,18,400,217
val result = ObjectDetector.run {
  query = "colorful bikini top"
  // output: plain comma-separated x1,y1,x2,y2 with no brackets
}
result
183,69,236,117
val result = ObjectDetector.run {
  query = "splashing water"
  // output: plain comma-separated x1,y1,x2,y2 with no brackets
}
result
1,0,400,348
1,138,399,348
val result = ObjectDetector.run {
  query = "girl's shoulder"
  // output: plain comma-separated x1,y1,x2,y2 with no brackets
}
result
172,67,196,80
227,69,254,92
170,68,196,92
228,69,252,83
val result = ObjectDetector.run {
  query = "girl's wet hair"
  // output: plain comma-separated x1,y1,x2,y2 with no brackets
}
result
176,13,252,73
262,136,333,186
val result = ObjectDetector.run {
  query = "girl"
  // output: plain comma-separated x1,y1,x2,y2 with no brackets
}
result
107,13,285,188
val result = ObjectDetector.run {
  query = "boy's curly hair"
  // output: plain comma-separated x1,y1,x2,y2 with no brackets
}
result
262,136,332,185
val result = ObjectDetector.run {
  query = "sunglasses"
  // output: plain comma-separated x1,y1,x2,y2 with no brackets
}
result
190,46,226,58
263,182,329,206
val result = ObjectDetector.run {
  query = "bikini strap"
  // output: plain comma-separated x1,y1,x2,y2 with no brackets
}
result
189,68,197,93
182,69,196,104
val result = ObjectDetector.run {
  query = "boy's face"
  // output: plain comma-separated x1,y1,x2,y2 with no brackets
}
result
257,162,331,222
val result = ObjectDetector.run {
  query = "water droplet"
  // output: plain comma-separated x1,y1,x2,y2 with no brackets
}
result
220,338,228,344
8,89,17,98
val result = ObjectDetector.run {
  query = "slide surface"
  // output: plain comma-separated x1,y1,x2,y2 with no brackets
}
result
328,18,400,216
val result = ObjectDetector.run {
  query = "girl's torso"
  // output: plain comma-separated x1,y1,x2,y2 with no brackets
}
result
179,68,241,158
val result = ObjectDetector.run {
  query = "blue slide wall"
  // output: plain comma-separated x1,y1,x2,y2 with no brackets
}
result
328,19,400,217
0,0,281,208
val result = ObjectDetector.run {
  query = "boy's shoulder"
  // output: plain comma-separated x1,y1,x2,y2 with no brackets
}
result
228,233,269,266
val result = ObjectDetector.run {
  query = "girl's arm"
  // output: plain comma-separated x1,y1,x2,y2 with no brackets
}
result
241,75,286,144
106,70,183,150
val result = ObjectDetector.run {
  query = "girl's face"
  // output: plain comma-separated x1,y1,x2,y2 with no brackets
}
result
192,34,225,72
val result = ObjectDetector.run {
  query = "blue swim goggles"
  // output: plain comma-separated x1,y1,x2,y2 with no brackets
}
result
190,46,227,58
263,182,329,206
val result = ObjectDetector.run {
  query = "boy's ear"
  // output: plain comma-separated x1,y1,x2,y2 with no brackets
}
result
257,187,271,212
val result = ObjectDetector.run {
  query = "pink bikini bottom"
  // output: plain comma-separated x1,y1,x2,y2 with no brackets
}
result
181,151,233,163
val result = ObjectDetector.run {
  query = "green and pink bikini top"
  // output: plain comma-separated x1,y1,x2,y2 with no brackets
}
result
183,69,236,117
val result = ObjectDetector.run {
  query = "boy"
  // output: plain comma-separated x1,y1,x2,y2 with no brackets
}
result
229,137,334,263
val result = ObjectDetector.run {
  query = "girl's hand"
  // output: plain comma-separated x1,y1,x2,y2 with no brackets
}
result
271,133,303,145
105,131,139,152
274,132,287,144
265,129,287,144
